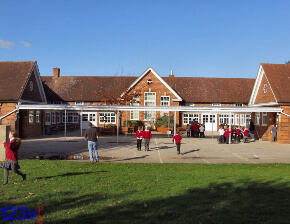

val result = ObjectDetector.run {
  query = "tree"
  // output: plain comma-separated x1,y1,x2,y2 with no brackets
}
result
285,60,290,64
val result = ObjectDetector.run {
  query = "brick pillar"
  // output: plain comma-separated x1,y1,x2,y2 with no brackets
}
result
0,125,10,161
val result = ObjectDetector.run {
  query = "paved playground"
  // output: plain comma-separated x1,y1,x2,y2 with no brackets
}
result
20,130,290,164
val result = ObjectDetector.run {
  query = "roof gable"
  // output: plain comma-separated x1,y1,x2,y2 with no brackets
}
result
0,61,36,101
249,63,290,105
121,67,183,101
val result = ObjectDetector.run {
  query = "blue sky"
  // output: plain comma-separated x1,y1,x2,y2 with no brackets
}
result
1,0,289,78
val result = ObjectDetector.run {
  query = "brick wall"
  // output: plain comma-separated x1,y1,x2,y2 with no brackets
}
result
0,102,17,132
278,106,290,144
255,74,276,104
21,71,43,102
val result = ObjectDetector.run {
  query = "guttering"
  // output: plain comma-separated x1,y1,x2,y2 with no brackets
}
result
0,109,18,124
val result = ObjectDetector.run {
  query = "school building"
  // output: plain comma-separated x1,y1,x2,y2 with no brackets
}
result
0,61,290,143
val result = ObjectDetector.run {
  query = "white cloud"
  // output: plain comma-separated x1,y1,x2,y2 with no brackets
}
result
20,40,31,48
0,39,15,49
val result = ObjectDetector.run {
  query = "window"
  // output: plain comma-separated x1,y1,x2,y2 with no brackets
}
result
53,101,62,104
212,103,221,106
246,114,251,125
29,110,34,123
56,112,61,123
240,114,245,126
255,112,260,125
45,112,51,123
99,112,116,124
36,110,41,123
219,114,234,125
234,114,239,125
144,92,156,120
203,114,216,123
183,114,199,125
262,112,267,125
51,112,56,124
235,104,243,107
62,112,79,123
75,102,84,105
263,84,267,93
161,96,170,106
82,114,88,121
130,96,140,120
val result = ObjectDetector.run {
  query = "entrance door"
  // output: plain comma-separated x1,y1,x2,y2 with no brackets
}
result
202,114,217,131
81,113,97,129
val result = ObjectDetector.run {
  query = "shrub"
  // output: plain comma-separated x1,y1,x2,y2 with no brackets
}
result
107,123,116,128
123,120,132,127
156,115,174,127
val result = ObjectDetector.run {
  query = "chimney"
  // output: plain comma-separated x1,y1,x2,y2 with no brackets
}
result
169,70,174,78
53,67,60,78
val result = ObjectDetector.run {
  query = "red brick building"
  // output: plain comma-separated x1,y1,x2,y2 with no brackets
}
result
249,63,290,144
0,61,47,138
1,61,289,143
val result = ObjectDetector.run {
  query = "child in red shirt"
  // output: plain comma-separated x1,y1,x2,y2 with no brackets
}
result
135,126,143,151
0,131,26,185
173,132,182,155
143,126,152,151
243,127,249,143
224,127,231,144
235,127,240,142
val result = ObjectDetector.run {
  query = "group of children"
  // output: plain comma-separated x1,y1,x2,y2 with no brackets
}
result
135,126,183,155
218,125,251,144
186,121,205,138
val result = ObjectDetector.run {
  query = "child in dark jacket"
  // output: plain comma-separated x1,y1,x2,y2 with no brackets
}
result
0,131,26,185
173,132,183,155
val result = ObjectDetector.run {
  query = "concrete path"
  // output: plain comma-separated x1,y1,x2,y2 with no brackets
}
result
20,131,290,164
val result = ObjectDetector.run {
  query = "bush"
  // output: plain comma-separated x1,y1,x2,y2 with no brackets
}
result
123,120,132,127
156,115,174,127
107,123,116,128
123,120,143,127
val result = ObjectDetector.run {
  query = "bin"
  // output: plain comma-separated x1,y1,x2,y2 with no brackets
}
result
45,125,51,135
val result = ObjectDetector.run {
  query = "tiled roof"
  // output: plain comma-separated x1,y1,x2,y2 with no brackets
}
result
261,63,290,103
41,76,136,102
43,74,255,103
0,61,35,101
163,77,255,103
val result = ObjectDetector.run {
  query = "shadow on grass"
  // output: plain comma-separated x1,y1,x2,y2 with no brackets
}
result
34,171,106,180
3,179,289,224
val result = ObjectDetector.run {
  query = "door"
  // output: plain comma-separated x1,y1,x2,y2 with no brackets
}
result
202,114,217,131
81,113,97,129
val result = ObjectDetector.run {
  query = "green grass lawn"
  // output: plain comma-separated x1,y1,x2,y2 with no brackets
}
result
0,160,289,223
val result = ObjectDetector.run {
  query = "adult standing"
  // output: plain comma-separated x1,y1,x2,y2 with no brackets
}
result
0,131,26,185
271,124,277,142
249,119,255,140
143,126,152,151
84,123,99,163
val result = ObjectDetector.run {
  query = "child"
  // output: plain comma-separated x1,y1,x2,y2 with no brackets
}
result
0,131,26,185
243,127,249,143
173,132,182,155
218,126,225,143
199,124,205,138
135,126,143,151
186,124,190,137
143,126,152,151
235,127,240,142
224,126,231,144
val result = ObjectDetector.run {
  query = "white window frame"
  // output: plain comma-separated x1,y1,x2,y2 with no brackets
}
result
240,114,245,126
130,96,140,120
144,92,156,120
51,112,56,124
203,114,216,123
183,113,199,125
29,110,34,123
262,112,267,126
219,114,234,125
255,112,260,125
234,114,239,125
245,114,251,125
212,103,221,106
56,112,61,123
62,112,79,123
235,104,243,107
160,96,170,106
45,112,51,124
75,102,84,105
36,110,41,123
99,112,116,124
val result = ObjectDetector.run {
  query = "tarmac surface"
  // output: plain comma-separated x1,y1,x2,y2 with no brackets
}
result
20,130,290,164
